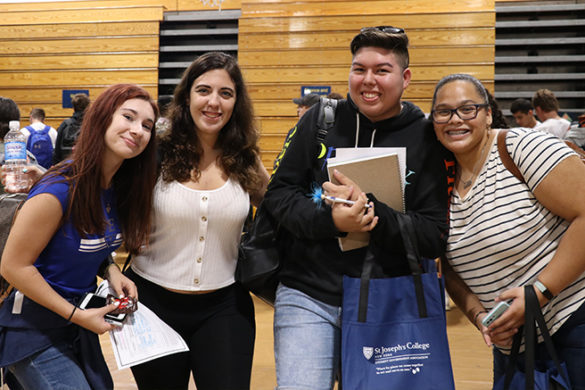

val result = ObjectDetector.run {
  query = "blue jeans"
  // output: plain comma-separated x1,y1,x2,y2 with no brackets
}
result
7,342,91,390
493,301,585,390
273,283,341,390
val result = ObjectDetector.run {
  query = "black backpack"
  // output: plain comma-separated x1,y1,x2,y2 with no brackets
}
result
235,97,338,304
59,117,82,159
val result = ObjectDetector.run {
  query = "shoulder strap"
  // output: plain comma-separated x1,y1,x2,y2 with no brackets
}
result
26,127,34,149
122,253,133,273
41,125,51,134
496,130,524,183
316,97,337,142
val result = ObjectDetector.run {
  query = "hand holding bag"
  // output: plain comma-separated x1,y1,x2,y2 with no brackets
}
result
494,285,571,390
235,202,281,305
341,214,455,390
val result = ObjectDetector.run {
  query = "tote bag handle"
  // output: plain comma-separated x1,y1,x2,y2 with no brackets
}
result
357,214,427,322
503,285,570,390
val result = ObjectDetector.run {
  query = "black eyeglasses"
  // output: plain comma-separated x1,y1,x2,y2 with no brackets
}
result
431,104,489,124
361,26,405,34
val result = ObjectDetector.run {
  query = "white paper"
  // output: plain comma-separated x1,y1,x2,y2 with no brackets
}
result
108,304,189,369
96,281,189,369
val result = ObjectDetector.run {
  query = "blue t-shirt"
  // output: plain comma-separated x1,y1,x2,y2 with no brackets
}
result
27,174,122,298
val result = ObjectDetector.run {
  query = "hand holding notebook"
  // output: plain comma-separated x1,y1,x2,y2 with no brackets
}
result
326,151,404,251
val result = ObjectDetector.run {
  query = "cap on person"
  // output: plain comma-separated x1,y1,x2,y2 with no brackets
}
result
293,93,321,107
293,93,321,118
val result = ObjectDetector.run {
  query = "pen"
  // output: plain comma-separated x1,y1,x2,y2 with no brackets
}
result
321,194,373,208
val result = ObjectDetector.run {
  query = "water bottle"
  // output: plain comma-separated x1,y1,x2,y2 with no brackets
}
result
3,120,30,192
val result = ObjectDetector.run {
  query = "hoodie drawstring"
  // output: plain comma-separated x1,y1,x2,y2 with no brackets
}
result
370,129,376,147
353,112,376,148
354,112,360,148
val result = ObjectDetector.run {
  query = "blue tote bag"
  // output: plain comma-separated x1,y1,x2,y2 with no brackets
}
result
341,214,455,390
493,285,571,390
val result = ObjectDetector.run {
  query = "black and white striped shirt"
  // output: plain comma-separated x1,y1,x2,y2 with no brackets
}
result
446,128,585,338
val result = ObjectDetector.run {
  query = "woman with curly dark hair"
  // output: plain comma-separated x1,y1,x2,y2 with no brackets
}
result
126,52,269,390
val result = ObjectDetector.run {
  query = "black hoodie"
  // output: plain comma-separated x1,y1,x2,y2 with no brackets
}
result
264,96,455,306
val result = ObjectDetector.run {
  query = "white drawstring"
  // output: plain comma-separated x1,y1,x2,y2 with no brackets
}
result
354,113,360,148
353,112,376,148
370,129,377,147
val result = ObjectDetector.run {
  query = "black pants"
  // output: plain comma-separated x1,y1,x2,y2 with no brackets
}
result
126,269,256,390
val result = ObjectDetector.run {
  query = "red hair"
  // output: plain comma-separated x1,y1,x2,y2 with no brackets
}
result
46,84,158,254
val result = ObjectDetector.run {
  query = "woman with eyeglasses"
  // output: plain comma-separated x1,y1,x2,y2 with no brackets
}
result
431,73,585,387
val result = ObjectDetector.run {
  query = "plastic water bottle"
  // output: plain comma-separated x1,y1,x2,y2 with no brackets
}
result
3,120,30,192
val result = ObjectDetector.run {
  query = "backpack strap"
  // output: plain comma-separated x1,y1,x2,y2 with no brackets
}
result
496,129,524,183
26,126,34,150
316,97,338,142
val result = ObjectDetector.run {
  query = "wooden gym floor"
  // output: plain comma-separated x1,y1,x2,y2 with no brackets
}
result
101,295,493,390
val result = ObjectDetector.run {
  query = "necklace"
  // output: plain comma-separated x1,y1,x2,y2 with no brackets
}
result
459,130,491,189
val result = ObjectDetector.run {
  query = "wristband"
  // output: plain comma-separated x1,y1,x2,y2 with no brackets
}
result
67,305,77,322
473,310,488,328
534,280,554,301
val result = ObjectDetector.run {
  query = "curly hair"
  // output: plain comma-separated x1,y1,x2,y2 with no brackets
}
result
159,52,263,194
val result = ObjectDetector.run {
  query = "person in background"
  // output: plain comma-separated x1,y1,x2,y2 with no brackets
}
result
327,92,344,100
125,52,269,390
0,98,47,193
155,95,172,136
293,93,321,119
563,112,585,149
0,84,159,389
510,98,539,128
0,97,21,193
21,108,58,169
53,93,90,164
264,26,454,389
273,93,325,171
532,89,571,138
0,97,21,167
431,73,585,388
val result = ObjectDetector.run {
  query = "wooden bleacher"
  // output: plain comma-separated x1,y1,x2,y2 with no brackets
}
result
1,0,496,171
0,2,164,129
238,0,495,168
494,0,585,117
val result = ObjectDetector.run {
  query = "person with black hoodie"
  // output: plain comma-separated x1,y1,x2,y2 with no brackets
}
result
52,93,90,165
263,26,455,389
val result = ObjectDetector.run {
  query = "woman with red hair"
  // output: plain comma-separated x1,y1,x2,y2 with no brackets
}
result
0,84,159,389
